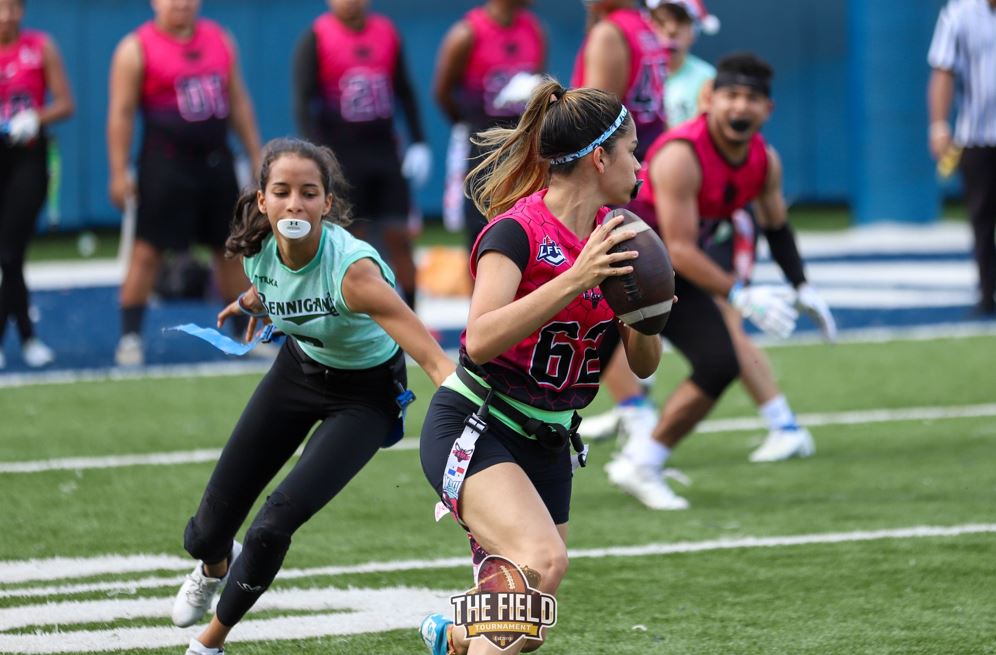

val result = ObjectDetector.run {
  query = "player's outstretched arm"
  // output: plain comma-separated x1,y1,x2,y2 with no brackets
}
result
756,147,835,340
342,258,455,387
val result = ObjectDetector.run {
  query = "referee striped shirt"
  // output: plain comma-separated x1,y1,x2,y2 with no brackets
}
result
928,0,996,146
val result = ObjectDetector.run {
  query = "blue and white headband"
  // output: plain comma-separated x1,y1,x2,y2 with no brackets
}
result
549,105,629,166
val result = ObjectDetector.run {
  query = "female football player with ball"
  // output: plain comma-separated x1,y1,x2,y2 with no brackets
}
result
418,79,666,655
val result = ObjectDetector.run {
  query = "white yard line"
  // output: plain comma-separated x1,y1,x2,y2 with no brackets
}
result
2,402,995,475
1,523,993,600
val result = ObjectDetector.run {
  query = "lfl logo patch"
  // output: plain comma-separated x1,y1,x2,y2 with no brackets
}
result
536,236,566,266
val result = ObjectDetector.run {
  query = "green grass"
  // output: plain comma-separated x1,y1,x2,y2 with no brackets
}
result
1,336,994,653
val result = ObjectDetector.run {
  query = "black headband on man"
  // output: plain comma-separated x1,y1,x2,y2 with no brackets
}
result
713,71,771,98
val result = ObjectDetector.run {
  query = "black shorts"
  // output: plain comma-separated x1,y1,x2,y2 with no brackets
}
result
135,145,238,251
329,140,409,222
420,387,573,525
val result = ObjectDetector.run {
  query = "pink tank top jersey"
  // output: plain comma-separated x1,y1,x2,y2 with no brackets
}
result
313,13,399,124
460,190,618,411
459,7,543,125
138,20,232,121
630,114,769,229
0,30,46,122
571,8,667,158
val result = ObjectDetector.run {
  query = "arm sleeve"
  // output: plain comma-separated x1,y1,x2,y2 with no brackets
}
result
292,30,322,142
763,223,807,288
394,45,426,143
475,218,530,273
927,5,957,70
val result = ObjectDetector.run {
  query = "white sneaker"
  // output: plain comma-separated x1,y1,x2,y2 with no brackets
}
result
22,338,55,367
115,333,144,367
605,455,689,510
185,637,224,655
749,427,815,463
171,541,243,628
616,404,659,446
578,407,620,441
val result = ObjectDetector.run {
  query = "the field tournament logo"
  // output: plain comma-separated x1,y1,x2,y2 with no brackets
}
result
450,555,557,650
536,236,566,266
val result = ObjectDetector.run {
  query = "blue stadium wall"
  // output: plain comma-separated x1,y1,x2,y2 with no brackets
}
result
30,0,947,230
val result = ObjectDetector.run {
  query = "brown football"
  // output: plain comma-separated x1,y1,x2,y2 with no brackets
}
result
475,556,529,593
599,208,675,335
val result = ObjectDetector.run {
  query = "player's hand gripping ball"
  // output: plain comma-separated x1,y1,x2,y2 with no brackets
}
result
599,208,675,335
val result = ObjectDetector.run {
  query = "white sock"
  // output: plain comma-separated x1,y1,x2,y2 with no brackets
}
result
621,429,671,469
759,394,798,431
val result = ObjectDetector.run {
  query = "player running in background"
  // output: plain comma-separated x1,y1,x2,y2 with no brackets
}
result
107,0,261,367
569,0,668,440
172,138,453,655
433,0,546,250
572,0,668,161
418,80,663,655
649,0,718,127
293,0,430,310
580,0,719,441
605,53,835,510
0,0,72,369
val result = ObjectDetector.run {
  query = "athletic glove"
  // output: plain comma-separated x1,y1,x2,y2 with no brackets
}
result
401,142,432,188
794,283,837,342
728,282,798,339
494,72,544,110
6,109,40,144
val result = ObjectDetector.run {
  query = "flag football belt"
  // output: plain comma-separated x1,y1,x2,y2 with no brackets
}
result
456,365,587,458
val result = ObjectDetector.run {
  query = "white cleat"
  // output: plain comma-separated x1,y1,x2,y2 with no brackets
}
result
749,427,815,463
578,407,621,441
22,338,55,368
185,637,224,655
115,333,144,367
616,404,659,446
605,456,689,510
172,541,242,628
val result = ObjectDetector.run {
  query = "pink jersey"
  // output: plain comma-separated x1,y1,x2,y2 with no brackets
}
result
0,30,46,123
460,190,618,411
137,19,232,149
458,7,543,127
571,8,667,158
314,13,399,125
631,114,768,231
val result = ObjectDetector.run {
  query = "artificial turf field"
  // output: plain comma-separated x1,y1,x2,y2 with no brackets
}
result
1,334,994,654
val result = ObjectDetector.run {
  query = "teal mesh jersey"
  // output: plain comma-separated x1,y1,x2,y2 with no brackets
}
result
243,223,400,369
665,54,716,128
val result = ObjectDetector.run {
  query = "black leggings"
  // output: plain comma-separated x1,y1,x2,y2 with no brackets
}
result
183,339,406,626
961,146,996,308
661,273,740,399
0,139,48,343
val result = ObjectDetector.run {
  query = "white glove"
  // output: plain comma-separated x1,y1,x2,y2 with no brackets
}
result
494,72,544,110
794,283,837,342
728,282,798,339
401,142,432,188
6,109,40,144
